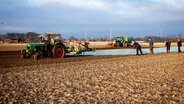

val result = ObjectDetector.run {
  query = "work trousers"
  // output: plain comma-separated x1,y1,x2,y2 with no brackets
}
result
178,46,181,52
166,46,170,53
150,47,154,54
136,47,143,55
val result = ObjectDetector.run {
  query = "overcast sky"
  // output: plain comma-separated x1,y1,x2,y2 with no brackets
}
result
0,0,184,38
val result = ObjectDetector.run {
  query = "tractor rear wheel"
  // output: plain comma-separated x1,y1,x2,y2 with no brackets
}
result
52,45,65,58
34,52,42,60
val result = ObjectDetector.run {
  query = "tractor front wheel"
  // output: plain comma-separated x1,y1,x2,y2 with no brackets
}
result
116,42,121,47
34,52,43,60
52,45,65,58
21,49,26,59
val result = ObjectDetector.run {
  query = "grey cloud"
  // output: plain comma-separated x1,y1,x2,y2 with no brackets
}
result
0,0,184,37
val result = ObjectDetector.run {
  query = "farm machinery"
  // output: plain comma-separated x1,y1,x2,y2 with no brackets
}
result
108,36,133,47
21,32,95,60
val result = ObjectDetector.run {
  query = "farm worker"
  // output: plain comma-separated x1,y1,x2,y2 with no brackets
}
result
132,40,143,55
123,41,128,47
165,38,171,53
50,35,55,45
45,34,51,52
177,38,182,52
69,39,77,49
149,38,154,54
80,41,90,51
39,37,45,43
74,43,81,53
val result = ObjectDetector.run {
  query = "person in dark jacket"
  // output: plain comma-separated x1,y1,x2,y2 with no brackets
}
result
165,38,171,53
133,40,143,55
177,38,182,52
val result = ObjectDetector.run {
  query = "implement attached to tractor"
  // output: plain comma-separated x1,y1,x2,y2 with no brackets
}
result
21,32,95,60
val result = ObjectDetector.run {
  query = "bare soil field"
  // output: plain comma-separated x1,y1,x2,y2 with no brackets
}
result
0,44,27,51
0,43,183,103
0,52,184,103
0,50,129,72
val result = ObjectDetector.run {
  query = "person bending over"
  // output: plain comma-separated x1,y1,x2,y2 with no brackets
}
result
133,40,143,55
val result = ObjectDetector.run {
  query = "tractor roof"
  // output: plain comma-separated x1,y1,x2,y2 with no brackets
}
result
45,32,61,37
45,32,55,35
38,32,61,37
38,35,46,38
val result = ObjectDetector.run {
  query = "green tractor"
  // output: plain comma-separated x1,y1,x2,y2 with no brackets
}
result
21,32,94,60
112,36,133,47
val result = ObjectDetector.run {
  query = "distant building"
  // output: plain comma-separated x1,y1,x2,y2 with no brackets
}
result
1,38,11,43
0,38,3,44
10,38,18,43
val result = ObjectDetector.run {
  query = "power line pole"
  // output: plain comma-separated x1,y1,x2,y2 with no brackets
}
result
85,28,87,40
0,22,4,35
109,24,112,40
59,24,62,37
160,26,163,37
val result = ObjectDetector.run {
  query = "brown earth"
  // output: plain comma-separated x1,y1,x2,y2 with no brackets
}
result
0,43,184,103
0,50,133,73
0,51,184,103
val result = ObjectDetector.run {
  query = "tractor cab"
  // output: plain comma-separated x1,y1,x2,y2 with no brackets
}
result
37,33,63,54
39,32,63,44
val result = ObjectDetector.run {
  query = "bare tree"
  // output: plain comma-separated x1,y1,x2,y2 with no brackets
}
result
25,32,39,43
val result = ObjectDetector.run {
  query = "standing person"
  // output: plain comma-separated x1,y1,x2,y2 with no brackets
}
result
149,38,154,54
177,38,182,52
133,40,143,55
45,34,51,52
165,38,171,53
